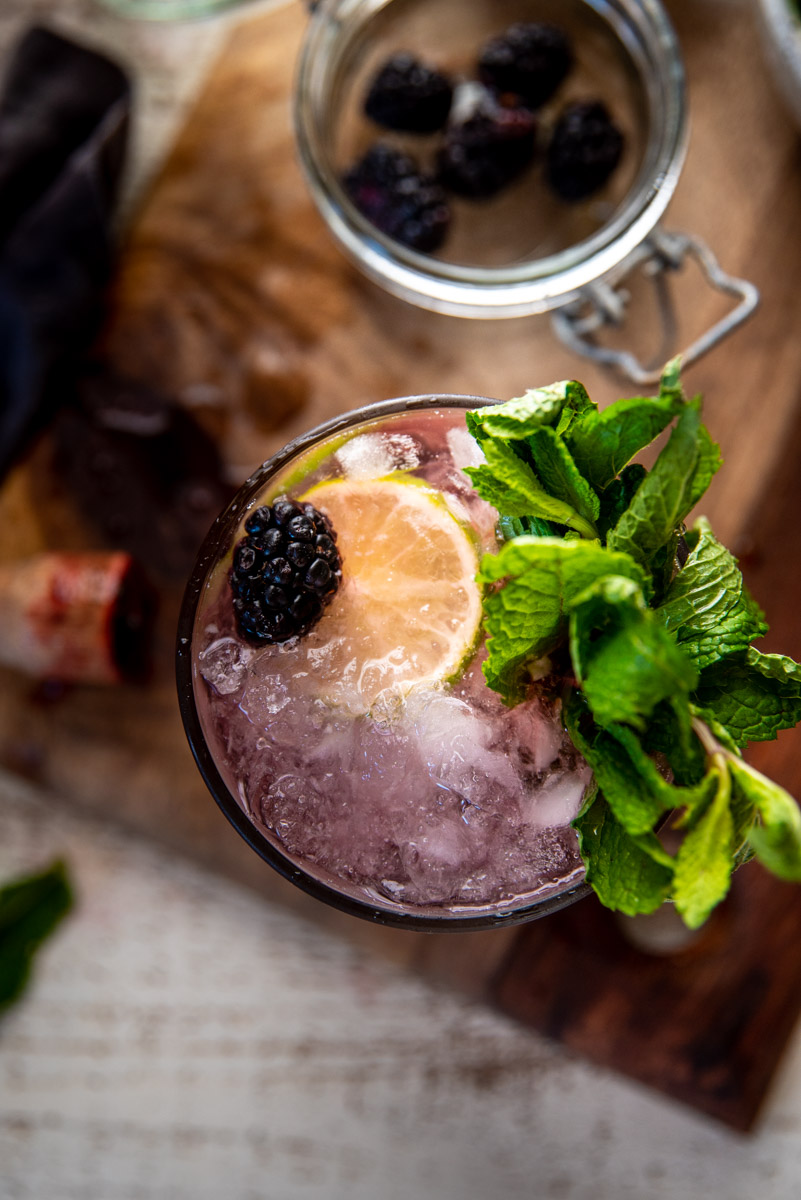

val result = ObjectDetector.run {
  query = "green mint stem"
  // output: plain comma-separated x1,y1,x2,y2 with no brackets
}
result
691,714,728,761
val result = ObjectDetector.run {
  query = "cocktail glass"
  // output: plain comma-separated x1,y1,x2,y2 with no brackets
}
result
177,395,593,931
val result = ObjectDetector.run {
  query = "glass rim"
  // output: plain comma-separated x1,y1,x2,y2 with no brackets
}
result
95,0,251,19
293,0,688,317
176,394,593,931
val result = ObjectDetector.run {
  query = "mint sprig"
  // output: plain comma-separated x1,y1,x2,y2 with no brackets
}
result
467,363,801,928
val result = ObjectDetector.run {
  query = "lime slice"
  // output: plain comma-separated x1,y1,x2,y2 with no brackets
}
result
300,477,483,711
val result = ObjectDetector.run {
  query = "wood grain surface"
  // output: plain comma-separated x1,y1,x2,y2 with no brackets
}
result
492,864,801,1132
2,0,801,1129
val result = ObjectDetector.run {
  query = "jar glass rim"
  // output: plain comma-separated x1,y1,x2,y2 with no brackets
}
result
294,0,688,316
176,394,593,931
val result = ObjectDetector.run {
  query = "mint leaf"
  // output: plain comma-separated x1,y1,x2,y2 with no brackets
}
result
464,437,597,537
565,697,673,835
728,758,801,881
645,698,707,785
648,530,682,605
672,765,734,928
658,518,736,637
527,426,600,529
478,538,649,703
745,649,801,688
0,861,74,1013
553,381,596,437
566,692,718,841
572,786,674,915
609,722,718,820
658,518,768,670
607,399,721,570
467,381,594,443
597,464,647,539
695,647,801,747
730,775,758,856
566,392,685,491
689,421,723,509
681,589,768,672
568,575,698,730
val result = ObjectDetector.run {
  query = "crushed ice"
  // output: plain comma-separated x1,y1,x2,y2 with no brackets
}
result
226,666,588,905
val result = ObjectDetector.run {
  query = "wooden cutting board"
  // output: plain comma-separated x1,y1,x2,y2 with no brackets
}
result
3,0,801,1129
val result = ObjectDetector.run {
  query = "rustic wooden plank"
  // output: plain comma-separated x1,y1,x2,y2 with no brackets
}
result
492,867,801,1132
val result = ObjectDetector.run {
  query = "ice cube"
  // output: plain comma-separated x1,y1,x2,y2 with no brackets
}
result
198,637,254,696
404,688,520,804
520,766,593,830
239,670,292,723
445,424,485,470
335,432,421,479
503,699,565,774
399,805,488,902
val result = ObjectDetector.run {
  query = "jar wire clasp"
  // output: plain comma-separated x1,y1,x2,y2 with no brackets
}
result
551,228,760,385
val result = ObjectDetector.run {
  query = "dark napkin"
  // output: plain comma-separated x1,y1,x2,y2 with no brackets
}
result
0,27,232,580
0,26,130,482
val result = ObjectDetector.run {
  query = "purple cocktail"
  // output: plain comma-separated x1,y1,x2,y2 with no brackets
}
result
177,397,592,929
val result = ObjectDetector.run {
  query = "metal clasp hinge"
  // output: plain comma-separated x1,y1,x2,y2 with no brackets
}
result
551,228,760,386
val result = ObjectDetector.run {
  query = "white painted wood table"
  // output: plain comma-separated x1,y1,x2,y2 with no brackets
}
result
3,2,801,1196
4,766,801,1200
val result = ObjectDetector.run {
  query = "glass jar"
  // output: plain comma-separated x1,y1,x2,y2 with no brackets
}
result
294,0,758,383
176,394,593,932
